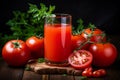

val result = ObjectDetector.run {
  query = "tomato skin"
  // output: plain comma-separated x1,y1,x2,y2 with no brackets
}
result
2,40,31,67
26,36,44,58
92,70,101,77
97,69,106,76
82,67,93,77
82,70,93,77
89,43,117,67
71,35,89,51
92,69,106,77
84,67,93,72
82,67,107,77
81,28,106,43
68,50,93,69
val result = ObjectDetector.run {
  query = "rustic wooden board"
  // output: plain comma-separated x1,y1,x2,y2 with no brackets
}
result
26,60,83,76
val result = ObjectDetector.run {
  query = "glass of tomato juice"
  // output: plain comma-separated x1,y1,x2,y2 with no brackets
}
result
44,14,72,66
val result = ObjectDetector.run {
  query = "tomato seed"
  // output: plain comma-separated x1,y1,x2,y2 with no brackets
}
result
82,59,88,64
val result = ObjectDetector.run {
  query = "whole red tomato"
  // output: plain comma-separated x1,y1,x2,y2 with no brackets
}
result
89,43,117,67
92,70,101,77
2,40,31,67
97,69,106,76
71,35,89,52
82,67,93,77
82,70,93,77
81,28,106,43
26,36,44,59
68,50,93,69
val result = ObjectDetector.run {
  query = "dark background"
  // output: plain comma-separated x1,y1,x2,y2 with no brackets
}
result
0,0,120,35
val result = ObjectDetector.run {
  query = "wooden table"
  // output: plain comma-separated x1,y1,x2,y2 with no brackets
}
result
0,35,120,80
0,58,120,80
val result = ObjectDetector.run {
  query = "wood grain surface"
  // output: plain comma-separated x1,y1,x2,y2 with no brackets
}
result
26,60,83,76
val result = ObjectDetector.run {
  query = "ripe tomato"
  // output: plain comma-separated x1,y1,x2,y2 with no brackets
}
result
2,40,31,67
82,67,93,77
92,70,101,77
81,28,106,43
89,43,117,67
26,36,44,59
68,50,93,69
82,67,106,77
71,35,89,51
82,70,93,77
97,69,106,76
84,67,93,72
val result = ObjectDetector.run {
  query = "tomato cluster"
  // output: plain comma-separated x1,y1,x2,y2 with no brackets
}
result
70,27,118,68
2,36,44,67
82,67,106,77
69,27,118,77
1,25,118,79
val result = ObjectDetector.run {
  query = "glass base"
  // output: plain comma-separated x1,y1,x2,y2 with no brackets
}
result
45,59,69,67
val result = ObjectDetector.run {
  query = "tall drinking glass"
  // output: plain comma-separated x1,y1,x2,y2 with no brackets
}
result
44,14,72,66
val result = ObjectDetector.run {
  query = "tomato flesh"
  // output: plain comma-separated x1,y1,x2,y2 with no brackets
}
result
68,50,93,69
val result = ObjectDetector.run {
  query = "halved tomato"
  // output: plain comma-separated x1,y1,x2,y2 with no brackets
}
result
68,50,93,69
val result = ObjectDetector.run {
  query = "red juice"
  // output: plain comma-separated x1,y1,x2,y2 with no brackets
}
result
44,24,72,64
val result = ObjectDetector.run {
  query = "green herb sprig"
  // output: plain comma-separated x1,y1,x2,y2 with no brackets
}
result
72,19,86,35
0,3,55,52
3,3,55,41
37,58,45,63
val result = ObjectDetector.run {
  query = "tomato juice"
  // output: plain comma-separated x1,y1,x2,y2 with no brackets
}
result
44,24,72,64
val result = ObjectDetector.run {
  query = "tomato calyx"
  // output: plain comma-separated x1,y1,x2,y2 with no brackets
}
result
2,40,31,66
36,34,43,39
81,23,106,43
74,30,106,51
12,41,22,48
82,29,106,42
82,23,96,38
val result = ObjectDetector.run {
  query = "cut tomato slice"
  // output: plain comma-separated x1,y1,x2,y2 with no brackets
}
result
68,50,93,69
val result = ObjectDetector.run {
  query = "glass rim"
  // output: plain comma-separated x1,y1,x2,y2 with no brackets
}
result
45,13,71,18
